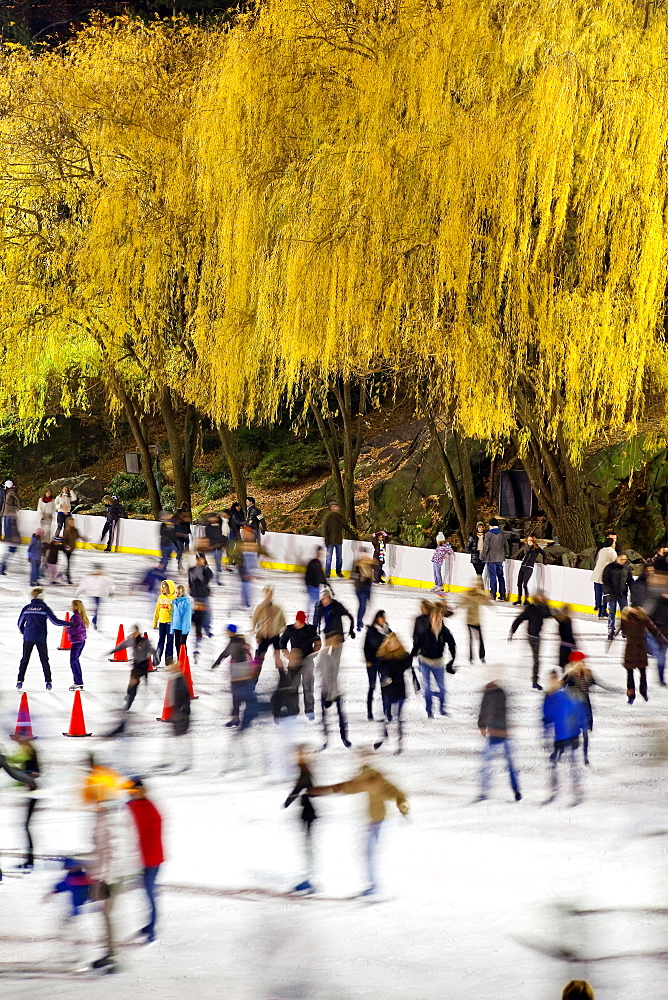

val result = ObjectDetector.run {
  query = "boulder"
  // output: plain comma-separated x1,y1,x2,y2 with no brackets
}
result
576,547,597,571
542,544,577,568
49,475,107,508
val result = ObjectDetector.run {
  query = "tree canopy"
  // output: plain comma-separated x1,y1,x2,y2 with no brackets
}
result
1,1,667,546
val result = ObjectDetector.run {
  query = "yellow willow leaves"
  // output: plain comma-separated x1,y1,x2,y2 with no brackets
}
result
0,1,667,457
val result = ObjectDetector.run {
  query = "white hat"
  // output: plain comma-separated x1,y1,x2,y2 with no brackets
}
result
436,532,446,543
4,480,13,488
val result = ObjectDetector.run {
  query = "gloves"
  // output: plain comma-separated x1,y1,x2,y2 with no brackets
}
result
446,660,456,675
398,800,409,816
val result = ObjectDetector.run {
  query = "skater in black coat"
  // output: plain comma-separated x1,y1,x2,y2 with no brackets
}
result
373,632,413,754
363,610,392,721
284,746,317,894
554,604,577,671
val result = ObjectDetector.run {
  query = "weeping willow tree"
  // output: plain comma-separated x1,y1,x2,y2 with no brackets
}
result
178,0,668,549
2,4,668,547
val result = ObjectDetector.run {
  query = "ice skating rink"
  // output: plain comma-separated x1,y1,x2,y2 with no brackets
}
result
0,549,666,999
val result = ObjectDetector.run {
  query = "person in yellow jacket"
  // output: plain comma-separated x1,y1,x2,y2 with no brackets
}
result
310,749,409,897
153,579,177,666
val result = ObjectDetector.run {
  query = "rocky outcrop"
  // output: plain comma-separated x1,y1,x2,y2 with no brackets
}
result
49,475,107,507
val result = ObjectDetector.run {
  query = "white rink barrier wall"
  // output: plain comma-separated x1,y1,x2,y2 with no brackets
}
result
16,510,599,614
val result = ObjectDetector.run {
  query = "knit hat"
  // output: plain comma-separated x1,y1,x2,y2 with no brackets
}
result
488,517,499,527
567,650,587,662
4,480,13,488
295,611,307,623
227,623,238,634
436,532,446,543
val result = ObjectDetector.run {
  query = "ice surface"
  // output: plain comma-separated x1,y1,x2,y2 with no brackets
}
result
0,547,666,999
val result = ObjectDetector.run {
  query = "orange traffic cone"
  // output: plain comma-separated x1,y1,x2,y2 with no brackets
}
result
109,624,128,662
14,692,35,739
63,690,92,738
145,632,157,672
157,680,173,722
58,612,71,651
178,644,197,700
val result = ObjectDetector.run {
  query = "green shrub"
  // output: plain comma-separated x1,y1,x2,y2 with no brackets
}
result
108,472,148,501
253,441,329,488
160,485,176,511
126,499,152,515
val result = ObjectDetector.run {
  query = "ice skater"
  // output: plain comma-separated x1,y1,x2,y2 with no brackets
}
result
106,625,156,711
554,604,577,671
153,579,177,666
284,745,318,894
460,579,492,663
279,611,321,719
373,632,414,754
475,681,521,803
211,625,257,729
310,749,409,897
508,592,552,690
411,601,456,717
542,670,588,806
619,605,666,704
313,590,355,748
67,599,89,690
364,610,392,720
76,563,115,630
127,778,164,942
16,586,69,690
251,586,286,675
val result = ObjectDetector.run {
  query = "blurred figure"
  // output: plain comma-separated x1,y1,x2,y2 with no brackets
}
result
313,590,355,748
76,563,115,630
44,858,91,938
163,659,193,772
45,534,63,584
153,579,177,666
562,982,595,1000
310,749,409,897
252,586,286,675
67,599,89,690
542,670,587,805
554,604,577,671
188,552,213,653
351,544,376,631
0,479,21,573
205,511,227,584
284,745,317,894
411,600,456,718
373,632,413,754
304,546,327,620
228,501,245,541
211,625,257,729
6,733,40,869
171,584,192,657
364,610,391,721
231,528,266,609
279,611,321,719
0,744,38,881
62,515,87,584
27,528,43,585
461,579,492,663
101,495,124,552
475,681,521,803
158,511,178,570
620,605,666,704
127,778,164,943
106,624,156,711
16,586,69,691
174,504,192,569
564,651,598,766
82,759,133,973
509,592,552,690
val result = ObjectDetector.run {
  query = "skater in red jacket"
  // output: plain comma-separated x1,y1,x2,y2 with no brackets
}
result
127,778,164,943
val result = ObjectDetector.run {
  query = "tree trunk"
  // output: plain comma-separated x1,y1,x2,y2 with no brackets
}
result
159,387,191,508
454,433,477,534
183,405,199,484
331,379,365,528
112,379,161,518
420,395,469,545
310,398,345,510
516,432,594,552
217,421,247,508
